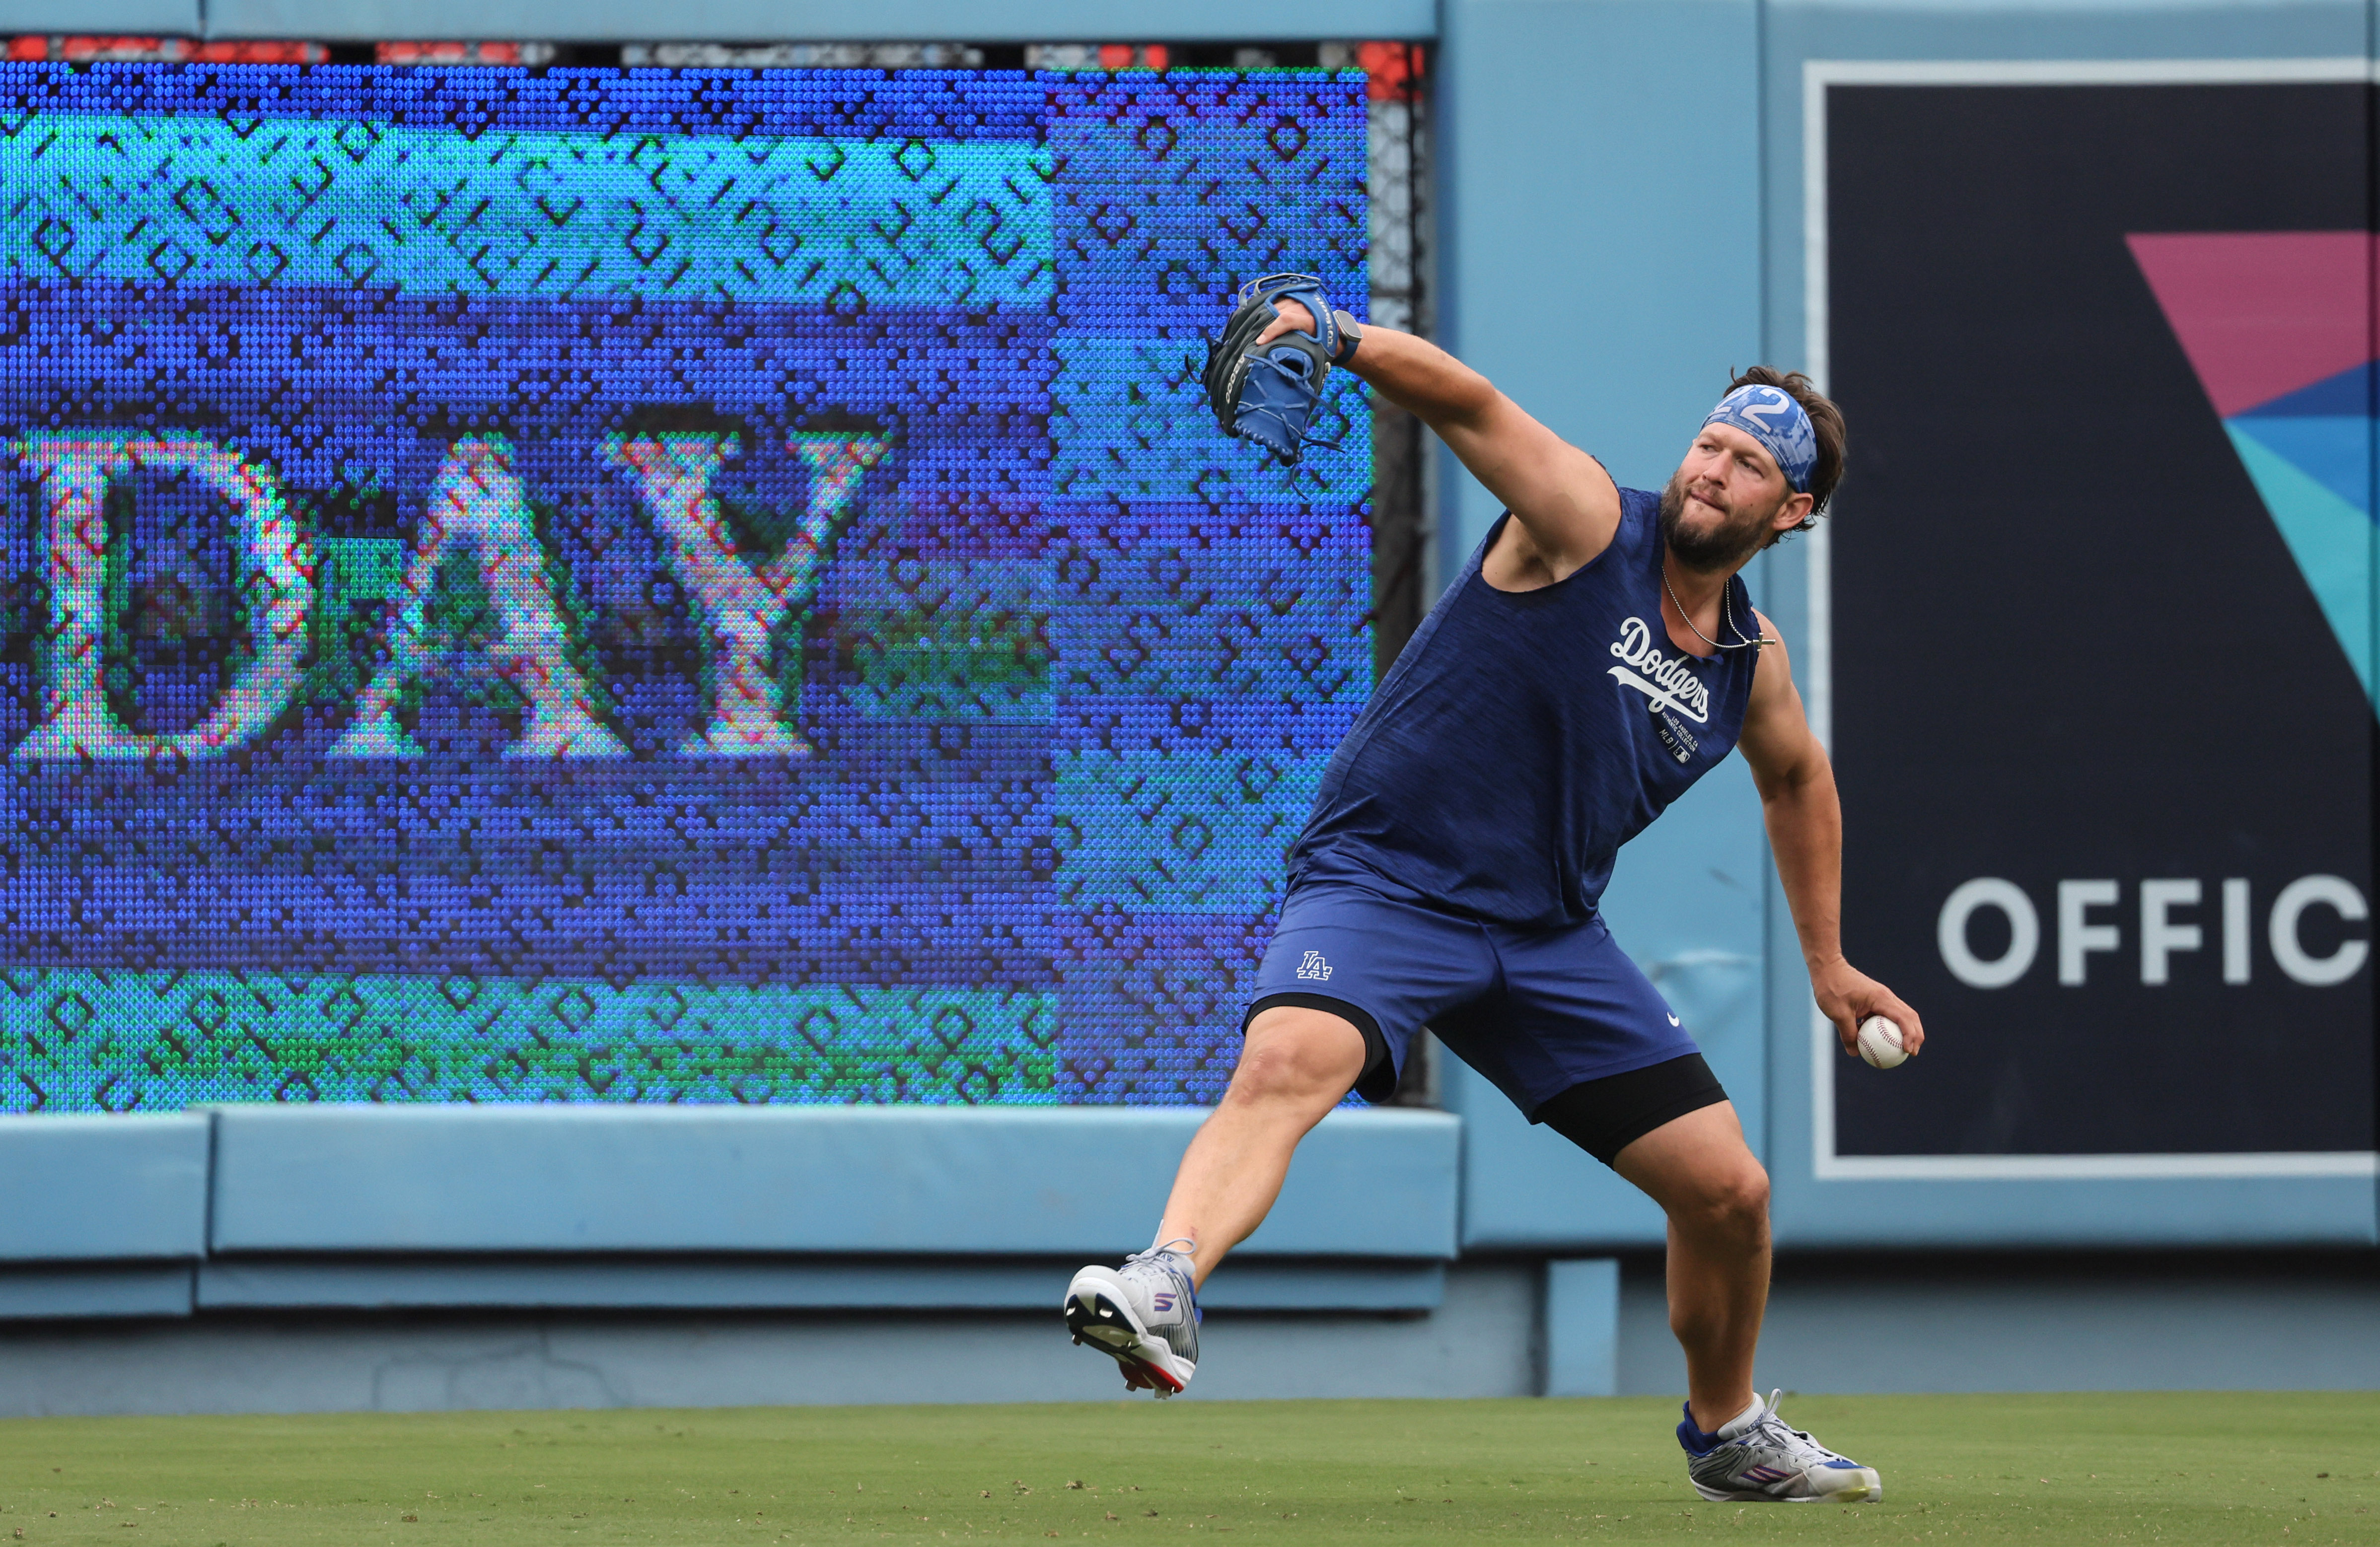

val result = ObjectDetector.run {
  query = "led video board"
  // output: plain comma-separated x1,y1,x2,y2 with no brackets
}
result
0,64,1370,1110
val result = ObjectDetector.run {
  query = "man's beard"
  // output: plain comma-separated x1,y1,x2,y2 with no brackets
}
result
1658,470,1778,573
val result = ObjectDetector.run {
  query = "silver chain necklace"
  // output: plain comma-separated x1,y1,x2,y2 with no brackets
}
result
1662,562,1766,652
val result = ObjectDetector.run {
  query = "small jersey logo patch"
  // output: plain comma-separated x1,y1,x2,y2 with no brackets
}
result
1296,950,1332,982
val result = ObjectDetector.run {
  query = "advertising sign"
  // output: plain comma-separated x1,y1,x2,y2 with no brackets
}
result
1819,69,2375,1171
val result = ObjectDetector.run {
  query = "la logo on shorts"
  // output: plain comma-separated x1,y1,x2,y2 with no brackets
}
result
1296,950,1332,982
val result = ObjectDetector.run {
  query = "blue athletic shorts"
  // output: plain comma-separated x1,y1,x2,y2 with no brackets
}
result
1243,853,1700,1116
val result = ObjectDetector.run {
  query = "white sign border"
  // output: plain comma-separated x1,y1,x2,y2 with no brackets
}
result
1803,56,2380,1182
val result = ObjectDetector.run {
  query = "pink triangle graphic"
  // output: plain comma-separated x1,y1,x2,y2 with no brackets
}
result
2126,232,2373,416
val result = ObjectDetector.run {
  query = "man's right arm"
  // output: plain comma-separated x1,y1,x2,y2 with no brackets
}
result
1260,303,1620,576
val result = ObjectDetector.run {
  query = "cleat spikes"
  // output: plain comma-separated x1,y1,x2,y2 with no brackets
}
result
1064,1260,1199,1400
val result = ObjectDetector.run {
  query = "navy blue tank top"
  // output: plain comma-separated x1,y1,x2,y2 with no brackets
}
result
1293,489,1762,928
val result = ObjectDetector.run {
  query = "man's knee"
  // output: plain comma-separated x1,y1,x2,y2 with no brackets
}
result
1673,1160,1771,1239
1224,1008,1368,1109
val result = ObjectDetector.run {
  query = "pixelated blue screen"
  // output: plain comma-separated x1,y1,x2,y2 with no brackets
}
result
0,64,1371,1110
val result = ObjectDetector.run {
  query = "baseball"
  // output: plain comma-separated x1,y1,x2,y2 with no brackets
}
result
1856,1015,1908,1069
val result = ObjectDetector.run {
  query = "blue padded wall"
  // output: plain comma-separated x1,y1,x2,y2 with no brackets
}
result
207,1104,1459,1257
0,1113,209,1260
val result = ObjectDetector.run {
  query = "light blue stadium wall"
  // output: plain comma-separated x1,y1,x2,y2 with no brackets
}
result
0,0,2371,1412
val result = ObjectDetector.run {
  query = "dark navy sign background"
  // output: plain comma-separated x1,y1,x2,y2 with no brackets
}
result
0,64,1372,1110
1827,81,2375,1157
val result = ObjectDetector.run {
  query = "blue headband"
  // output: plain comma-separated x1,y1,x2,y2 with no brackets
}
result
1703,384,1817,492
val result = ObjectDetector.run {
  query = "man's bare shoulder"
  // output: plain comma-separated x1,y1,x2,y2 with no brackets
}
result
1749,610,1798,703
1753,609,1787,655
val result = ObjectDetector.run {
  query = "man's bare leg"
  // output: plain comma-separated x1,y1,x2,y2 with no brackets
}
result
1612,1101,1771,1433
1154,1005,1367,1286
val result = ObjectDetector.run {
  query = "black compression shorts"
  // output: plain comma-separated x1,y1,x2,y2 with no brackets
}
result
1535,1051,1729,1166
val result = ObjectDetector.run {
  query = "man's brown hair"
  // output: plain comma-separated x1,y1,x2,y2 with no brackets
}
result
1730,365,1845,529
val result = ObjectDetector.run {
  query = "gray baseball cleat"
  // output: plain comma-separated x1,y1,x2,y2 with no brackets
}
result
1679,1390,1882,1503
1064,1238,1200,1397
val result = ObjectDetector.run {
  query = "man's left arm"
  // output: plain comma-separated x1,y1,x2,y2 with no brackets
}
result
1735,613,1927,1057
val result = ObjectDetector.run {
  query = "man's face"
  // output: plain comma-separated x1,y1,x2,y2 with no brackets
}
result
1659,422,1809,571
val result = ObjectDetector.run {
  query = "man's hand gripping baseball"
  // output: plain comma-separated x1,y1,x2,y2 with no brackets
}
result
1810,955,1926,1058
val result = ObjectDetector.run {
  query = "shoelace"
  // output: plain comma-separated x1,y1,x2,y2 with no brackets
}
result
1743,1391,1849,1466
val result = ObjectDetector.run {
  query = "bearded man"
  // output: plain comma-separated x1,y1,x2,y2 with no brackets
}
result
1065,290,1924,1506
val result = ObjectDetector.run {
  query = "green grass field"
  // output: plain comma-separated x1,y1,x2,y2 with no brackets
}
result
2,1394,2370,1546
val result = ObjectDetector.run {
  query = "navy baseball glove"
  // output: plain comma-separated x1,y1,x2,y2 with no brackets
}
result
1202,273,1362,463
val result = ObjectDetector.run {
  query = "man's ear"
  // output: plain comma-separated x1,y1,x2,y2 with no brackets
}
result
1773,491,1815,532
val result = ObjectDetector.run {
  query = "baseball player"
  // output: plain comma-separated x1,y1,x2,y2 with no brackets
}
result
1064,277,1923,1505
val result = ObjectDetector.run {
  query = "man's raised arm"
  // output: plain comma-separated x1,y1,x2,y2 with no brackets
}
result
1259,302,1620,575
